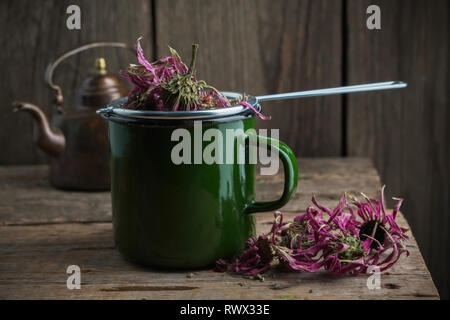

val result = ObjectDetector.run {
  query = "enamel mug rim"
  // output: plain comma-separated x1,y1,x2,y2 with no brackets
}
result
96,92,261,122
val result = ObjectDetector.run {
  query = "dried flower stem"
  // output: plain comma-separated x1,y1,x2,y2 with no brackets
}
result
188,44,199,76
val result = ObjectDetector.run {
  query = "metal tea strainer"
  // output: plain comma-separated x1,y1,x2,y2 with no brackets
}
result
97,81,407,121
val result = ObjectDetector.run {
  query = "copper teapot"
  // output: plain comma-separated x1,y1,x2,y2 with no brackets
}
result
13,42,130,190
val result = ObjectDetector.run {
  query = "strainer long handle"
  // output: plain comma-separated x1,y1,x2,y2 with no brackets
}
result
256,81,407,102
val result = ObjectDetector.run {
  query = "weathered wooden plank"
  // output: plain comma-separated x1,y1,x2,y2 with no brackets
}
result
155,0,343,156
346,0,449,298
0,212,439,300
0,158,380,225
0,165,111,225
0,158,438,299
0,0,152,165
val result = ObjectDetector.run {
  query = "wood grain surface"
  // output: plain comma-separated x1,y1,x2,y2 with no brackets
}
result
0,0,152,164
0,158,379,226
155,0,343,156
0,212,438,300
346,0,449,297
0,159,439,299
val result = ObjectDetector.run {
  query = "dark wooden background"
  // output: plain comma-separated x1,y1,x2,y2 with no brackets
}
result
0,0,448,298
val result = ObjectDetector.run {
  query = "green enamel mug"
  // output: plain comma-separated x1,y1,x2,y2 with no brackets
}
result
98,92,298,269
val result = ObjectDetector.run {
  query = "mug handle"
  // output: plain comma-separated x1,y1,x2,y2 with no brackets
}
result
244,134,298,214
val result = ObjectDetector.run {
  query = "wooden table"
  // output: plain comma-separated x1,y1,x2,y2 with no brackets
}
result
0,158,439,299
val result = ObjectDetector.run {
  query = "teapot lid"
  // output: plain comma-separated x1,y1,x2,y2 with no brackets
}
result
77,58,128,108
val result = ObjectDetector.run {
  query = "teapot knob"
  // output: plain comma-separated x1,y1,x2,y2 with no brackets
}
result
95,57,107,75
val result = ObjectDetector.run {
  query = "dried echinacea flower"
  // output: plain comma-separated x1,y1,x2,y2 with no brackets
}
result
351,186,410,272
120,37,189,110
120,37,269,118
158,44,231,111
215,236,273,276
215,187,409,277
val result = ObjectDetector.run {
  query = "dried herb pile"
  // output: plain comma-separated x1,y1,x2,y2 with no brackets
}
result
120,37,267,119
216,187,409,277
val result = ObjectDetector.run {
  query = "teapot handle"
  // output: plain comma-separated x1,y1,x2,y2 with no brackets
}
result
45,42,134,105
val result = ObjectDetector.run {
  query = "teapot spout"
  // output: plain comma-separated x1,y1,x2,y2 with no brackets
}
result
12,101,65,157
